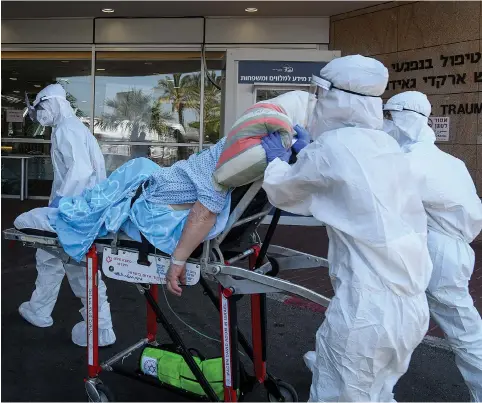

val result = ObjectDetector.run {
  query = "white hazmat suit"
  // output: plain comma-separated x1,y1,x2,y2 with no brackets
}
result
384,91,482,402
19,84,116,347
262,55,433,401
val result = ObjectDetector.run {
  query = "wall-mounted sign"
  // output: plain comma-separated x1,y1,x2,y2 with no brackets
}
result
6,109,24,123
428,116,450,142
238,61,327,84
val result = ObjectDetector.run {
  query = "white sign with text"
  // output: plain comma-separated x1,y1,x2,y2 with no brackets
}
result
6,110,24,123
428,116,450,142
101,247,200,285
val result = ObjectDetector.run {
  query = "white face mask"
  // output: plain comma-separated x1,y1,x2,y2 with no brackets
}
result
36,110,54,127
383,119,397,137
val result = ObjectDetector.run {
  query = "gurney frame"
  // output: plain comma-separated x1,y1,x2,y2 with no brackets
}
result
4,180,330,402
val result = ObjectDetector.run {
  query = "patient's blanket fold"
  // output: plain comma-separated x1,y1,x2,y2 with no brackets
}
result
51,157,231,262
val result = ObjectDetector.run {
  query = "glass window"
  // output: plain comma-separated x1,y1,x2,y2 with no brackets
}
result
2,51,92,139
204,54,225,145
1,51,92,198
94,52,203,173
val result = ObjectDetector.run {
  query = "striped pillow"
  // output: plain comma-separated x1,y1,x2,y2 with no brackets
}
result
213,103,294,189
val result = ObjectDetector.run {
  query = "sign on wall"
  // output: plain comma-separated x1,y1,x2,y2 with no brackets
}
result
384,42,482,95
238,61,327,84
6,109,24,123
428,116,450,142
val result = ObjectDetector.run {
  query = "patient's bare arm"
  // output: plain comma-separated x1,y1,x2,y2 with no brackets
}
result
167,201,217,296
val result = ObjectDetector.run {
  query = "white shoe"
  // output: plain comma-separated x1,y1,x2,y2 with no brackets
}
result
18,302,53,328
71,321,116,347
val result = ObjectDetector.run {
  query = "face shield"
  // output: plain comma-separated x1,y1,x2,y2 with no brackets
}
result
305,75,332,140
25,92,61,126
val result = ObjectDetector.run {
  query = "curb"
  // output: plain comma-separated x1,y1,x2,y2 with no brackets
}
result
267,294,450,350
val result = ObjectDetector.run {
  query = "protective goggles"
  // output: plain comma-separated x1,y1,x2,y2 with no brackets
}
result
25,92,52,122
305,75,379,128
383,103,429,119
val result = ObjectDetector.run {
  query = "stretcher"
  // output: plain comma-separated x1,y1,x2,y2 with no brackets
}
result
4,179,330,402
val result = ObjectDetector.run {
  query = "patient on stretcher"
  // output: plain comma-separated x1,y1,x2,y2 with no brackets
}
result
15,90,308,295
15,138,231,263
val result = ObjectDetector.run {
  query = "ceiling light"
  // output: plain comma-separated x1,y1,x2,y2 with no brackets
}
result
96,68,106,71
245,7,258,12
144,62,153,65
13,90,20,93
61,60,70,63
34,84,41,88
9,77,17,81
102,8,114,13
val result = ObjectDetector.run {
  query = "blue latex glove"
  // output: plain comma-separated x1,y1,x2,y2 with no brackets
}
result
292,124,310,154
49,196,62,208
261,132,292,163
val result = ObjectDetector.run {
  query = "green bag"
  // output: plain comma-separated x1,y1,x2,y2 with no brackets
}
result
140,345,225,399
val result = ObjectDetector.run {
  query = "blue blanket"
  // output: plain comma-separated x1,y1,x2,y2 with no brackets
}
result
51,158,231,262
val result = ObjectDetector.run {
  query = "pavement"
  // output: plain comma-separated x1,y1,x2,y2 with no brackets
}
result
258,225,482,340
0,199,475,401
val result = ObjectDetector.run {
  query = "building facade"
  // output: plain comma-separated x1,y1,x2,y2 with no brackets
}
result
330,1,482,193
1,14,330,200
2,1,482,202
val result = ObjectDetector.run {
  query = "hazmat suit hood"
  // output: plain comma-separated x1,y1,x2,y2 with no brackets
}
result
383,91,436,149
33,84,75,127
308,55,388,140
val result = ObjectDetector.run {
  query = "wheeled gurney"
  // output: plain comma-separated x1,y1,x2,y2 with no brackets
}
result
4,179,330,402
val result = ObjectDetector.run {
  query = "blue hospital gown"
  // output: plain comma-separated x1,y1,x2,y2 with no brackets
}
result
52,139,232,261
144,137,228,213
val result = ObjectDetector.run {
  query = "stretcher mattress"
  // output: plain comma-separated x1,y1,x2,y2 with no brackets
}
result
12,207,195,258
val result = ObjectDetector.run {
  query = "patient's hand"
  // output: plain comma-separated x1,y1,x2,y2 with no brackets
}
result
167,263,186,297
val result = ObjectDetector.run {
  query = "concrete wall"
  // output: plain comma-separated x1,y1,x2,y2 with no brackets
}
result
330,1,482,193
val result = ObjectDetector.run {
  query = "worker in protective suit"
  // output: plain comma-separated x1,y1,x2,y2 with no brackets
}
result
261,55,433,402
384,91,482,402
19,83,116,347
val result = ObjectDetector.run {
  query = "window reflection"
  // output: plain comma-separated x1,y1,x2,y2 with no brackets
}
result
94,52,205,171
203,55,225,144
94,52,203,144
1,52,92,139
103,145,198,175
1,52,91,198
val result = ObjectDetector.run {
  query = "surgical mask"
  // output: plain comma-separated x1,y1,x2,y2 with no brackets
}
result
36,110,54,126
25,92,61,126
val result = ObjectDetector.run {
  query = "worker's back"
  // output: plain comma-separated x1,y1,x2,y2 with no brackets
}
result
407,142,482,244
50,113,106,200
309,127,432,297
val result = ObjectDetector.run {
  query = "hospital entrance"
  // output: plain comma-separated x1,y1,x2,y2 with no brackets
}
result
1,1,480,402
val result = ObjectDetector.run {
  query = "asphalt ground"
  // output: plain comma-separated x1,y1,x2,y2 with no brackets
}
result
1,199,471,401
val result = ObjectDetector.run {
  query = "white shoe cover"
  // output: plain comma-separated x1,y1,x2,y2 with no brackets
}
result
19,301,54,328
303,351,316,372
71,321,116,347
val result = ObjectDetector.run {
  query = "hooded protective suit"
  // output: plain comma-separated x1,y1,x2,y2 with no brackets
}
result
384,91,482,402
19,84,115,347
262,56,433,402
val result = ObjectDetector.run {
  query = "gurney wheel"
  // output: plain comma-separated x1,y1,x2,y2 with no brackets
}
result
267,380,298,402
86,382,115,402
